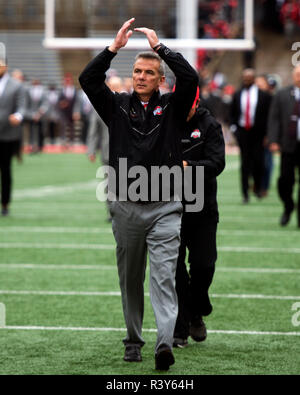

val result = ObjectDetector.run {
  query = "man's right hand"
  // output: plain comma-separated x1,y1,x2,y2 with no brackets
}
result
109,18,135,53
9,114,22,127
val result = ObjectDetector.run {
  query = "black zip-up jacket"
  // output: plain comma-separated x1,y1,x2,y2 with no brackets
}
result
79,45,199,200
182,106,225,222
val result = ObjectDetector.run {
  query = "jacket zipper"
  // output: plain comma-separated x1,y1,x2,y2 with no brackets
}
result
120,106,160,136
182,141,203,154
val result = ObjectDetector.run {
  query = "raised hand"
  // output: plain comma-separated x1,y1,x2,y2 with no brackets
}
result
109,18,135,53
134,27,160,50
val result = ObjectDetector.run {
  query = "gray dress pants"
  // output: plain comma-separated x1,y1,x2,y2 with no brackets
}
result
110,200,182,352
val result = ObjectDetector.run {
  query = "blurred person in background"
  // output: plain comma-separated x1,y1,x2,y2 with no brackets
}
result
86,108,109,167
230,68,272,203
74,89,93,145
58,73,78,146
11,68,26,160
173,88,225,348
106,75,124,93
255,74,275,197
267,65,300,228
86,75,124,222
0,56,26,216
122,77,133,93
11,69,25,83
280,0,300,44
25,78,46,153
87,75,124,166
42,83,61,145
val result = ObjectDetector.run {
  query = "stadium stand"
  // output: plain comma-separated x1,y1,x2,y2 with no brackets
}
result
0,31,62,85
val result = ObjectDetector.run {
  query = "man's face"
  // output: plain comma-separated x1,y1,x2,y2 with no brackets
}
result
293,66,300,88
242,71,255,88
132,58,165,100
63,75,73,86
186,99,200,122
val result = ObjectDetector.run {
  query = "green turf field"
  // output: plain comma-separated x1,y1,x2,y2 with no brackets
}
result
0,152,299,375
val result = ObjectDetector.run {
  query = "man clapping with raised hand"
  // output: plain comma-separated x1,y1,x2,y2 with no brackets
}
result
79,18,199,371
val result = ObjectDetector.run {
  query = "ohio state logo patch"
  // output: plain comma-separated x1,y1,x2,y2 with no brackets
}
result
153,106,163,116
191,129,201,139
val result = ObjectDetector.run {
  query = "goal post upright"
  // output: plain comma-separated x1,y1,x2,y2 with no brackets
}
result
43,0,255,66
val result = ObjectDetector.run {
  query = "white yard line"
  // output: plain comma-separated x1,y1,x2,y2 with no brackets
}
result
218,246,300,253
0,325,299,337
211,293,300,301
219,216,285,224
13,180,97,199
5,213,105,219
218,230,300,237
217,267,300,274
0,226,112,234
2,227,299,237
219,205,279,211
1,242,300,254
0,289,299,300
0,263,299,274
0,290,121,296
0,263,115,270
0,243,115,250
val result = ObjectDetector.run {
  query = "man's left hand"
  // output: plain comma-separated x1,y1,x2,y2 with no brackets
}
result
134,27,160,50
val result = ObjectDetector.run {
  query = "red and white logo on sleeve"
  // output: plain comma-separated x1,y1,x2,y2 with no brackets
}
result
191,129,201,139
153,106,163,116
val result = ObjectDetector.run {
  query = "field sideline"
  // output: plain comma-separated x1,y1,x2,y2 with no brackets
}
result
0,152,299,375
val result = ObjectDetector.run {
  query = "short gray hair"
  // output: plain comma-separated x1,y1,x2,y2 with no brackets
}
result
134,51,165,76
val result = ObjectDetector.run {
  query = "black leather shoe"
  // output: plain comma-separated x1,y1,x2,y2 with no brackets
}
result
190,316,207,342
242,196,249,204
280,211,292,227
155,344,175,371
1,208,9,217
124,345,142,362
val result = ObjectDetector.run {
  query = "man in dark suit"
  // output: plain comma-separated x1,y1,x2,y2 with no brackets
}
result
0,56,26,216
25,78,47,153
267,65,300,228
58,73,78,145
230,69,272,203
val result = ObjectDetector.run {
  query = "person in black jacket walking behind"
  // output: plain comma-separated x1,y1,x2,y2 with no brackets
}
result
267,65,300,228
173,91,225,348
79,18,198,370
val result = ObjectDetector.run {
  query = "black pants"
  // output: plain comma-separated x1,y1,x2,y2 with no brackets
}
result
236,127,264,199
29,121,44,151
174,218,217,339
278,143,300,222
0,141,16,206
